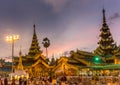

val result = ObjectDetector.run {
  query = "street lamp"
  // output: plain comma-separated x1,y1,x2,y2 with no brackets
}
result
6,35,19,73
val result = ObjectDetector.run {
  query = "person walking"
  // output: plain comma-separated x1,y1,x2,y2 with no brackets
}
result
4,77,8,85
19,77,22,85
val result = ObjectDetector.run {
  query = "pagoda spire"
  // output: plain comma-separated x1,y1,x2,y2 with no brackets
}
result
103,8,106,24
28,24,41,56
17,47,23,70
94,9,117,57
33,24,36,36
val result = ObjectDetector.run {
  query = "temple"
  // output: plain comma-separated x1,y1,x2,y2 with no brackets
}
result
2,9,120,77
94,9,117,56
94,9,120,63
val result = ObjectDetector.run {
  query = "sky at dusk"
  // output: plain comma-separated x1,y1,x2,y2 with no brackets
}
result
0,0,120,60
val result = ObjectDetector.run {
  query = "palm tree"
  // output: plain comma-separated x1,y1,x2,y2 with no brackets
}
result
42,37,50,58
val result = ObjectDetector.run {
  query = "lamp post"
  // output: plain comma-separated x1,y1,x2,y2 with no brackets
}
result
6,35,19,73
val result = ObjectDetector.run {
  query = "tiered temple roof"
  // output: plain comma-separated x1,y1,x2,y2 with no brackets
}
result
68,50,93,66
28,24,42,56
14,25,44,66
94,9,118,57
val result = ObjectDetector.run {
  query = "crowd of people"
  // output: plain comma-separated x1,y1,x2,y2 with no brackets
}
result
0,75,120,85
0,76,53,85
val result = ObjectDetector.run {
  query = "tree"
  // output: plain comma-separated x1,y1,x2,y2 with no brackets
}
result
42,37,50,58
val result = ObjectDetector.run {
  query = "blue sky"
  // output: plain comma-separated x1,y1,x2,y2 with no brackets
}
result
0,0,120,60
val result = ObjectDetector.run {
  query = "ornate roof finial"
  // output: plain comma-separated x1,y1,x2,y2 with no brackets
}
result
33,24,36,35
103,8,106,24
19,46,22,56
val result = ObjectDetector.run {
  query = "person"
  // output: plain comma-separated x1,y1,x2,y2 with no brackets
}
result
0,77,3,85
61,76,67,82
19,77,22,85
11,79,16,85
48,76,52,83
4,77,8,85
23,78,27,85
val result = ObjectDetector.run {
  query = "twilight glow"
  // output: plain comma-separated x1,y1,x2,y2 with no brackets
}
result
0,0,120,60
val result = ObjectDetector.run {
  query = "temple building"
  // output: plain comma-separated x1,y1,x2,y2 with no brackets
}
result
7,9,120,77
52,57,78,76
63,9,120,76
13,24,52,77
13,24,79,77
94,9,120,63
68,9,120,67
71,9,120,63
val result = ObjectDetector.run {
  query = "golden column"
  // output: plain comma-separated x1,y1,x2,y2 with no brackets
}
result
6,35,19,73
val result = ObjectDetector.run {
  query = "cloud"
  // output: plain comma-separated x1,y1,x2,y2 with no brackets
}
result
43,0,71,12
43,0,92,13
109,13,120,20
